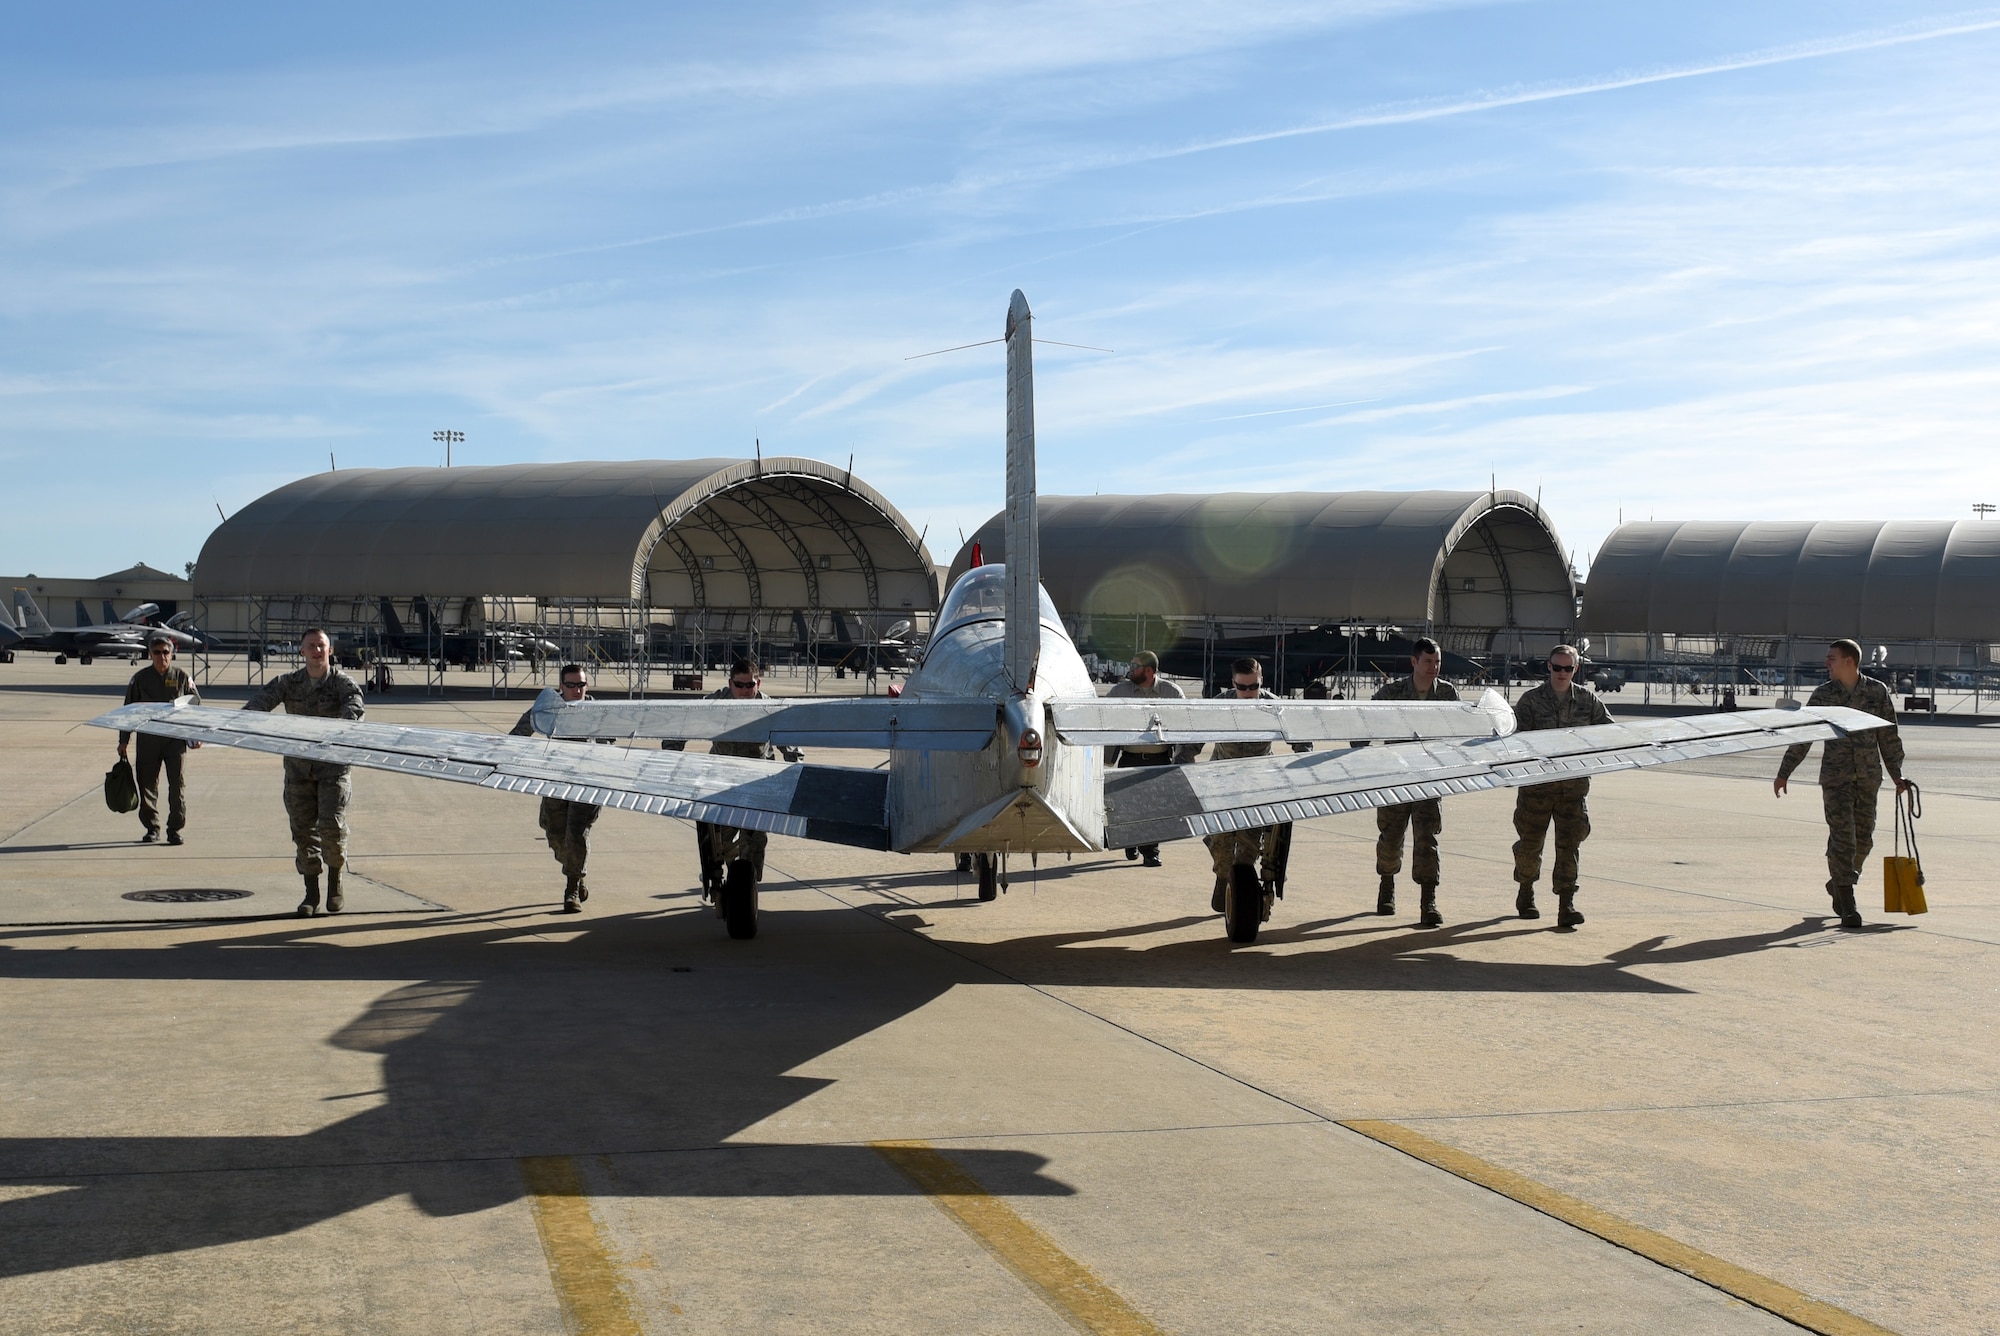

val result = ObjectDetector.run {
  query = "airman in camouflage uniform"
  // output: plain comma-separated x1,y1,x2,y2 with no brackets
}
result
1774,639,1908,929
510,663,604,913
1372,637,1458,927
243,628,365,917
694,658,800,901
1511,645,1611,929
1203,658,1285,918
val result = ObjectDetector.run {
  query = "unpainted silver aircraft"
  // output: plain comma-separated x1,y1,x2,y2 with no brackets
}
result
94,290,1893,942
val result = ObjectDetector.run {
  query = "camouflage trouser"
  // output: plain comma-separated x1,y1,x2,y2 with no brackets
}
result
1512,779,1591,893
1376,799,1443,885
135,736,188,837
282,759,352,877
538,798,601,880
698,822,768,882
1821,779,1880,895
1206,825,1281,881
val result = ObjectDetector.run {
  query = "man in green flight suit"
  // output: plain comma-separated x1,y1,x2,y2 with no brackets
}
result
117,634,202,845
1372,636,1458,927
1511,644,1611,929
243,627,365,917
1774,639,1909,930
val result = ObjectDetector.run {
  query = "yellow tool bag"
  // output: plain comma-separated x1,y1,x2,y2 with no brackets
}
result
1883,782,1927,915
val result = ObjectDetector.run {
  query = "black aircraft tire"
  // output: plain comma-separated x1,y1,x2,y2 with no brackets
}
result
1225,863,1261,943
976,854,999,902
54,654,67,664
81,654,93,665
722,860,759,940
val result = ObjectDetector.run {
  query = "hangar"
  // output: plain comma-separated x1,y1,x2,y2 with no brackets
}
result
194,458,937,691
1582,519,2000,705
950,489,1575,689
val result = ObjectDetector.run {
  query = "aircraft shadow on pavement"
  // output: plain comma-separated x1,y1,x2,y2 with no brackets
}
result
0,907,1067,1281
915,908,1854,996
0,896,1871,1280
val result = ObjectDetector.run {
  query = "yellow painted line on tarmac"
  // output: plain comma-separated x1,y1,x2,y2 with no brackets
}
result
873,1140,1168,1336
518,1156,644,1336
1338,1120,1900,1336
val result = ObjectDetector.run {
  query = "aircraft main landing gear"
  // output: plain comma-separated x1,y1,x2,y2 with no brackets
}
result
1223,863,1266,943
722,859,759,940
54,653,68,664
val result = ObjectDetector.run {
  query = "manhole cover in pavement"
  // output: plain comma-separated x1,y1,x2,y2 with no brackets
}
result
122,889,254,904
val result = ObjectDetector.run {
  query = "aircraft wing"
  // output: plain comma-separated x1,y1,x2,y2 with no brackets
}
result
531,693,997,750
1048,688,1516,745
88,700,891,849
1103,705,1887,849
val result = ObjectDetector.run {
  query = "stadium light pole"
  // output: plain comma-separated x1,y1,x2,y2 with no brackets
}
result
433,429,464,467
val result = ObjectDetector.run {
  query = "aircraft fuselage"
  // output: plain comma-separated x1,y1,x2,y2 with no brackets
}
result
888,572,1102,855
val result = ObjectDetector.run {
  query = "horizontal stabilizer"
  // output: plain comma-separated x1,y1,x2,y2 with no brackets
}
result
1051,688,1515,746
88,700,891,849
531,693,997,751
1104,705,1888,849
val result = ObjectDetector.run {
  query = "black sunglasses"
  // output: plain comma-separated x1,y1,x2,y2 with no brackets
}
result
729,678,757,688
1549,664,1576,673
560,679,588,690
1232,681,1262,690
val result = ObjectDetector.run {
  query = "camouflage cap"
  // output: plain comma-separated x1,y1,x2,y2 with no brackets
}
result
1129,651,1160,669
146,632,174,648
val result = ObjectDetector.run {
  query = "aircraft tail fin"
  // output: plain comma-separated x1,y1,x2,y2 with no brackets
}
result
75,600,93,627
1002,288,1040,693
0,598,16,634
14,590,52,635
379,597,407,639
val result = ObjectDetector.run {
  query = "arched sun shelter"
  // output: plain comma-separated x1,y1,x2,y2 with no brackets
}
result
1582,519,2000,695
194,458,937,691
948,490,1574,686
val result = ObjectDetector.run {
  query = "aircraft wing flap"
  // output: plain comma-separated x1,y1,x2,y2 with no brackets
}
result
1048,689,1516,745
534,695,996,751
89,701,891,849
1104,705,1876,848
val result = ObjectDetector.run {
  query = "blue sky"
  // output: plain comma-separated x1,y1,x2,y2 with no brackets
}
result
5,2,1999,580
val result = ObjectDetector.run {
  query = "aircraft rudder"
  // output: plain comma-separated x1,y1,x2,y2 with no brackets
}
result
1002,288,1041,692
14,590,52,635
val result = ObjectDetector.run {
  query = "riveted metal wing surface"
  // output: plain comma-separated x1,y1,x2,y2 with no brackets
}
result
89,700,890,848
531,694,997,750
1103,705,1888,849
1048,688,1516,746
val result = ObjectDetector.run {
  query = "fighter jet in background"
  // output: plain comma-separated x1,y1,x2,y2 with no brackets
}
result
4,590,200,664
94,291,1894,944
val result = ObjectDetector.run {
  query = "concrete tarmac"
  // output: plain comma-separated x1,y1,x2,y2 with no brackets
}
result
1,661,1995,1333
